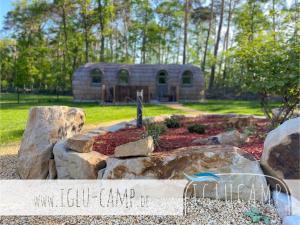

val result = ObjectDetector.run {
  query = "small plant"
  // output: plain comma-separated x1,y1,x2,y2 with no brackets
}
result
244,207,271,225
145,122,167,147
164,117,180,128
187,124,206,134
225,127,235,132
243,126,256,136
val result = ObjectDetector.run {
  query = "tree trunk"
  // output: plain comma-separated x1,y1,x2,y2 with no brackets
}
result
82,2,89,63
97,0,105,62
141,10,148,64
61,3,68,88
222,0,234,82
202,0,214,72
182,0,190,64
272,0,276,41
208,0,224,92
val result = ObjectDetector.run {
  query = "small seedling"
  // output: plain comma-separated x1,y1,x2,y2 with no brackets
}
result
244,207,271,225
164,117,180,128
188,124,206,134
145,122,167,147
243,126,256,136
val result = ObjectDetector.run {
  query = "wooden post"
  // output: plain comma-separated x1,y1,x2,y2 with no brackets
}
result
148,86,151,103
113,85,116,103
137,90,143,128
176,85,179,102
101,84,105,103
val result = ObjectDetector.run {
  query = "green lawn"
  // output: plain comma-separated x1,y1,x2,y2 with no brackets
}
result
0,93,184,145
0,93,279,145
0,92,73,104
184,100,279,116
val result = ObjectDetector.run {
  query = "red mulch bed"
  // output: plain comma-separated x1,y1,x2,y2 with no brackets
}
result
93,127,145,155
93,115,269,159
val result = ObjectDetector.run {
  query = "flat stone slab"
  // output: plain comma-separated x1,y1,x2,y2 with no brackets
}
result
114,136,154,158
193,130,246,146
66,134,94,153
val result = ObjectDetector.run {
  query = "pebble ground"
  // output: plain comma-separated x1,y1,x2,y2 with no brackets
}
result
0,143,282,225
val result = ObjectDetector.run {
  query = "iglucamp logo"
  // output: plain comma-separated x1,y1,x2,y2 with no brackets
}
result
183,172,293,216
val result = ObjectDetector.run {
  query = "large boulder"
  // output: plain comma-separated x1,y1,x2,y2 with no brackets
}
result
17,106,85,179
53,140,107,179
102,145,268,201
114,136,154,158
260,117,300,180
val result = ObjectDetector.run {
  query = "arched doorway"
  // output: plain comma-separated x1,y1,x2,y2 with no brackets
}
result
156,70,168,101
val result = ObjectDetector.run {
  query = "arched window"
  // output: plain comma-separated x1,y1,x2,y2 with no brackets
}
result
90,68,102,85
182,70,193,86
157,71,168,84
118,69,129,85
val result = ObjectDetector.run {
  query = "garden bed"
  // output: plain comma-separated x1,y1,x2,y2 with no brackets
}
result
93,115,269,159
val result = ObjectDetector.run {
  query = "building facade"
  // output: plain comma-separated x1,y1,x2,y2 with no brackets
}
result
72,63,204,102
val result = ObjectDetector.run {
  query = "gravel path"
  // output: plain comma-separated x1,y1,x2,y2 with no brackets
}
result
0,144,282,225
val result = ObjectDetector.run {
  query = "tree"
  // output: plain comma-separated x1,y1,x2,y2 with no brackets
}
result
182,0,191,64
201,0,214,72
208,0,224,92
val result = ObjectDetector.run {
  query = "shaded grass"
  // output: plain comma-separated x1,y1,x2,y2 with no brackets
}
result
184,100,280,116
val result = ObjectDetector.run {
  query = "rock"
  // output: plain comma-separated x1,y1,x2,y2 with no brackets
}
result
17,106,85,179
272,191,300,219
283,216,300,225
47,159,57,179
114,136,154,158
103,145,268,201
272,191,292,219
66,134,94,153
53,140,107,179
192,130,246,146
260,117,300,181
97,168,105,179
226,116,254,129
104,122,128,132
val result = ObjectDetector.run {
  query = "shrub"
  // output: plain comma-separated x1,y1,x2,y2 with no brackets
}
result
164,117,180,128
188,124,206,134
145,123,167,147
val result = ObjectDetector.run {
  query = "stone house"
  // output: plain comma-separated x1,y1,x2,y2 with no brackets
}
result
72,63,204,102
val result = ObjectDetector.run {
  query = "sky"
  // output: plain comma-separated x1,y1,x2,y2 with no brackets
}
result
0,0,14,37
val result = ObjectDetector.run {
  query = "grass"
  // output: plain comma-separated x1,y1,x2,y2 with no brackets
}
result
183,99,279,116
0,93,279,145
0,92,72,104
0,93,184,145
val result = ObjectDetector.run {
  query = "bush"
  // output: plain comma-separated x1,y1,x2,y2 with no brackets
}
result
164,117,180,128
145,123,167,147
188,124,206,134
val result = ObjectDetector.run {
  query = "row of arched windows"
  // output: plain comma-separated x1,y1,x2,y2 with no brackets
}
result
90,68,193,86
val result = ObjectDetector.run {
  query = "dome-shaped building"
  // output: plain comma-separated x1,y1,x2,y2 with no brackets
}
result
72,63,204,102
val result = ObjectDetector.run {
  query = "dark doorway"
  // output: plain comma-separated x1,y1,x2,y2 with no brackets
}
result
156,70,168,101
170,86,177,101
